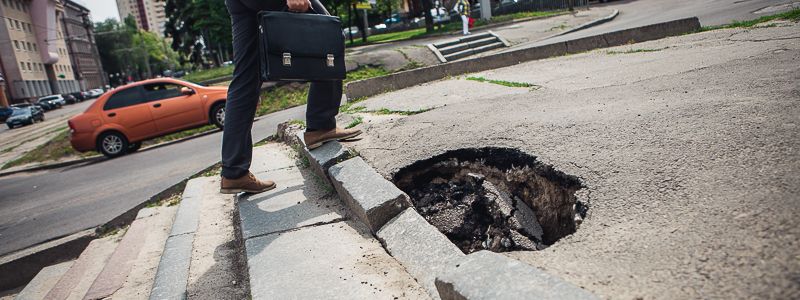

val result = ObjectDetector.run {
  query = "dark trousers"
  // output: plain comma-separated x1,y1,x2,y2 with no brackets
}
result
222,0,342,179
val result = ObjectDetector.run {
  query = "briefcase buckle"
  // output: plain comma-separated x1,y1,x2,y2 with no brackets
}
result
282,53,291,66
326,54,334,67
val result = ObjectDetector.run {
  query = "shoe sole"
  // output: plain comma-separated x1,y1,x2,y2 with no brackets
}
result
220,183,277,195
307,131,362,150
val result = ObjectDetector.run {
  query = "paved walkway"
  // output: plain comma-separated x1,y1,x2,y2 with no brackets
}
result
338,21,800,298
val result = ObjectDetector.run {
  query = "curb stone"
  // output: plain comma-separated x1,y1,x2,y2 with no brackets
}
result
295,132,352,180
376,208,465,299
328,157,412,233
435,251,598,300
344,17,701,100
149,178,208,300
547,9,619,39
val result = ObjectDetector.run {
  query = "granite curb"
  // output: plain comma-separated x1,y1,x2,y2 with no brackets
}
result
344,17,701,100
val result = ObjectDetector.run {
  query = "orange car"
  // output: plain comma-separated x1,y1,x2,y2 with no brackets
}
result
69,78,228,158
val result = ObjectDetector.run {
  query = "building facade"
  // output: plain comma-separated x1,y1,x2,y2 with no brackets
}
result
0,0,82,104
62,0,104,91
116,0,166,37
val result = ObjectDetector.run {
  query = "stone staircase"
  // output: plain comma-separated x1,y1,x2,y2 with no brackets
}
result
428,31,511,63
10,143,428,300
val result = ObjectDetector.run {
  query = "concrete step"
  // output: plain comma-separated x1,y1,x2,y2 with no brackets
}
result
444,41,505,61
185,177,247,299
43,235,120,300
83,207,175,300
459,32,493,43
14,261,74,300
239,143,428,299
437,42,470,55
467,36,500,49
148,178,206,300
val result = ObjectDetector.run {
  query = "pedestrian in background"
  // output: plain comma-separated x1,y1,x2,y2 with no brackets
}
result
219,0,362,195
455,0,471,35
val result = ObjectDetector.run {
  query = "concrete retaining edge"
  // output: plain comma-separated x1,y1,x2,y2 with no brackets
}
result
345,17,701,100
275,122,598,299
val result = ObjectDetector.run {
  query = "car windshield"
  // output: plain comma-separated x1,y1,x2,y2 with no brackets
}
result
39,96,57,101
11,108,28,116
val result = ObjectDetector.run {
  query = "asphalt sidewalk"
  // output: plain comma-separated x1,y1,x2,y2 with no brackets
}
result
337,20,800,298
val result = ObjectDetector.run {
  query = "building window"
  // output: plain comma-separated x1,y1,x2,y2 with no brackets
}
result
20,62,25,71
32,43,37,51
13,40,19,50
26,42,31,51
27,62,31,71
14,20,20,30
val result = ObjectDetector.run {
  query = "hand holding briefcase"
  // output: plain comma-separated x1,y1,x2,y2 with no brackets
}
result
258,9,346,81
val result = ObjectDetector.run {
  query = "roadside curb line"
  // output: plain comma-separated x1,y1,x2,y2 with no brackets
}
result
0,129,222,178
275,122,598,299
546,9,619,39
345,17,701,100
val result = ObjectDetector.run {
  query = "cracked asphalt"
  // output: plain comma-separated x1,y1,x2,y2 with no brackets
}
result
340,21,800,298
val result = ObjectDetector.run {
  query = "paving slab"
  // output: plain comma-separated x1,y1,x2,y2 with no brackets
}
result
250,144,298,174
111,205,178,300
356,78,530,113
436,251,597,300
245,220,429,300
44,235,119,300
376,208,465,299
239,145,345,239
329,157,412,232
186,177,248,299
168,178,205,236
14,261,73,300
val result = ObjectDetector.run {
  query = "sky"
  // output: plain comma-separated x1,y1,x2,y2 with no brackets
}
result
80,0,120,23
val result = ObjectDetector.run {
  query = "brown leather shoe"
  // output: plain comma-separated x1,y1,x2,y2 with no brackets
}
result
303,127,362,149
220,172,276,194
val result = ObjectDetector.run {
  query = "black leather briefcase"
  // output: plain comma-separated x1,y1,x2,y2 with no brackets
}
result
258,10,346,81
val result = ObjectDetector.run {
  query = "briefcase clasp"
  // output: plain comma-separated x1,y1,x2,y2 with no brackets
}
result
326,54,334,67
282,53,291,66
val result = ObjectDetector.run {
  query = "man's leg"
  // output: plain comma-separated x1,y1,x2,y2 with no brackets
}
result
462,15,469,35
221,0,260,180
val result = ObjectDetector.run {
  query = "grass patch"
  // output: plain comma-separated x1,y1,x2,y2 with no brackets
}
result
345,116,363,129
183,65,235,83
466,76,537,88
606,47,669,55
700,8,800,31
346,10,562,47
287,119,306,127
144,124,218,147
2,128,97,170
345,66,390,83
256,85,310,117
370,107,432,115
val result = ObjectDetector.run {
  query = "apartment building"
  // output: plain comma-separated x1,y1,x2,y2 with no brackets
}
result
116,0,166,37
0,0,81,104
62,0,104,90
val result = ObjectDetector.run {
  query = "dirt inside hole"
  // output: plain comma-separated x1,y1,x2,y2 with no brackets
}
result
393,147,585,254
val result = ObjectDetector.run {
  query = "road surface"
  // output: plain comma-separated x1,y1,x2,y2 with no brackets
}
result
0,106,305,255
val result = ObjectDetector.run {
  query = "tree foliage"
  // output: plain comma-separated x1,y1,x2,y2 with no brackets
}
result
165,0,232,69
94,17,181,86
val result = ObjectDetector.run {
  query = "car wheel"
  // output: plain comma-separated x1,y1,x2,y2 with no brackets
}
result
127,142,142,153
211,103,225,129
7,124,12,129
97,132,129,158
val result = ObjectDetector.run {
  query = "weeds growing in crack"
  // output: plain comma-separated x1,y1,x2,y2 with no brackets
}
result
606,47,669,55
466,76,539,89
346,116,363,129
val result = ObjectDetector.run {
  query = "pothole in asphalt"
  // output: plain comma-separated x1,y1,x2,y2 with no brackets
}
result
393,147,586,254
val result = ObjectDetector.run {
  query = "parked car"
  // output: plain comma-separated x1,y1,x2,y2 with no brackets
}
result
0,106,13,122
62,93,78,104
71,91,87,102
36,95,66,110
69,78,228,158
85,89,104,98
6,106,44,129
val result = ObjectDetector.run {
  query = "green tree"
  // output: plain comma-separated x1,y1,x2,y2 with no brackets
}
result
165,0,231,69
